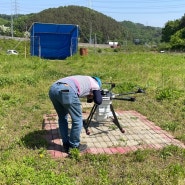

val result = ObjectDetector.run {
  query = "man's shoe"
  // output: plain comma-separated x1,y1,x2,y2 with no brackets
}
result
63,142,70,153
68,144,88,153
77,144,88,152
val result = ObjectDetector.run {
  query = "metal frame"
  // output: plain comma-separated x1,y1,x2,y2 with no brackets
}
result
83,83,145,135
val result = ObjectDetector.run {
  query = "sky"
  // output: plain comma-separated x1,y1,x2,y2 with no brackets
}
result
0,0,185,28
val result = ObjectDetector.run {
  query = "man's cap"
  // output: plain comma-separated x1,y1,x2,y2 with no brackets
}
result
92,76,102,88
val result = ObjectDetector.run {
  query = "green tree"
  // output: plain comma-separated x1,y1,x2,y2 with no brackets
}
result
170,28,185,49
179,14,185,29
161,20,180,42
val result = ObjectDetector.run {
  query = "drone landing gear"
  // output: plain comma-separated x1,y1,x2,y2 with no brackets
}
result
110,104,125,133
83,103,125,135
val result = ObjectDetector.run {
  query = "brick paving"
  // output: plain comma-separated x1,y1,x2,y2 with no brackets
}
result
42,103,185,158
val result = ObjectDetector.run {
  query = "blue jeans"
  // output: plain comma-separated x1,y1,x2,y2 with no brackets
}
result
49,82,82,148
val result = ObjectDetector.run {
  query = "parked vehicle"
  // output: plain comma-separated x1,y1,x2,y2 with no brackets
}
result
7,50,18,55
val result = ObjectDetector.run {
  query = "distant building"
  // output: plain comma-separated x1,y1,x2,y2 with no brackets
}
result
133,39,141,45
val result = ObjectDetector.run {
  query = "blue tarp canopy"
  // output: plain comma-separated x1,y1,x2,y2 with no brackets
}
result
30,22,79,59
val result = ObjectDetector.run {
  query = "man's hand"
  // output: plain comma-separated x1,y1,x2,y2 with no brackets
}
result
87,94,93,103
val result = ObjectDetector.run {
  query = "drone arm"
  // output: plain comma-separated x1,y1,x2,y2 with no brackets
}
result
113,97,136,101
114,88,145,96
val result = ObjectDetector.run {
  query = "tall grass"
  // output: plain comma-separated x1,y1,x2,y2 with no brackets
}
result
0,47,185,184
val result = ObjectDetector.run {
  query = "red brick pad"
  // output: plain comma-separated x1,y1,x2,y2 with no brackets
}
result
43,110,185,158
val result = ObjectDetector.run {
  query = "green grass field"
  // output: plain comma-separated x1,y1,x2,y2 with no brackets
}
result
0,44,185,184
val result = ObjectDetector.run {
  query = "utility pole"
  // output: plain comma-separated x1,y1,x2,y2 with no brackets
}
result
11,0,18,38
88,0,92,44
11,14,13,38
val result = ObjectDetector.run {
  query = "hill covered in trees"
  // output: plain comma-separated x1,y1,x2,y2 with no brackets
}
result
1,6,162,45
121,21,161,45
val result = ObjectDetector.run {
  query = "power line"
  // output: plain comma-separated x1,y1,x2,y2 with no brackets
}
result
93,0,185,3
92,4,185,10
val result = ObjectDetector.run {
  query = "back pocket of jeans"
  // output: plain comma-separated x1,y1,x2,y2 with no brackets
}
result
60,92,73,105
